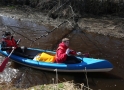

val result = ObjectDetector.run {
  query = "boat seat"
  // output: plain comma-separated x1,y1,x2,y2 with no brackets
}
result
27,55,34,59
23,49,41,57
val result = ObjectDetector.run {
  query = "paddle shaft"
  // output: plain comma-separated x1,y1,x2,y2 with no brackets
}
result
17,38,21,45
8,48,15,57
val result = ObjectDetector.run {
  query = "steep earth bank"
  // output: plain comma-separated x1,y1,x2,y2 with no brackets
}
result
0,7,124,39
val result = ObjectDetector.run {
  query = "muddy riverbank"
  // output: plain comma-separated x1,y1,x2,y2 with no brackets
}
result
0,6,124,39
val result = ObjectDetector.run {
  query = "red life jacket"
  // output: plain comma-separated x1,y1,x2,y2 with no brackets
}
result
2,38,18,52
55,42,76,63
55,46,65,59
2,38,18,47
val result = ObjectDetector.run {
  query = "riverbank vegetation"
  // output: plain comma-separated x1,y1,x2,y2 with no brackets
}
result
0,81,93,90
0,0,124,19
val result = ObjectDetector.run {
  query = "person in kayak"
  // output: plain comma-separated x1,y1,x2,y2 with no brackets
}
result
55,38,88,64
1,31,29,58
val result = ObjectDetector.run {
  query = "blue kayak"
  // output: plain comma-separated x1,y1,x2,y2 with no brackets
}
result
0,46,113,72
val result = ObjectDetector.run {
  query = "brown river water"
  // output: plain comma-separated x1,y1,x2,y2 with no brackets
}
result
0,16,124,90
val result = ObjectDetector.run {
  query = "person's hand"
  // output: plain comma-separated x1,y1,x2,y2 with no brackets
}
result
76,52,82,55
12,47,16,49
66,48,70,56
84,53,90,57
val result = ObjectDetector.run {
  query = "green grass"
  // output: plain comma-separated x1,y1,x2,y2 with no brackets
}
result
0,82,85,90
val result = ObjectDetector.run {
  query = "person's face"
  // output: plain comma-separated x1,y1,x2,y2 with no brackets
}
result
64,40,69,46
6,35,11,39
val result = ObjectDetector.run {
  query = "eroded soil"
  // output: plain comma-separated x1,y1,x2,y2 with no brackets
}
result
0,7,124,39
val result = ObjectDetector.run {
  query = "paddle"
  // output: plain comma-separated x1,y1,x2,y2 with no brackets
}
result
0,39,21,72
0,48,15,72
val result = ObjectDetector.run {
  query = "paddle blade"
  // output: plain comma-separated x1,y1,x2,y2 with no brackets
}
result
0,57,9,72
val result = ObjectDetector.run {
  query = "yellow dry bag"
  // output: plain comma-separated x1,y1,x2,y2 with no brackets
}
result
33,52,55,63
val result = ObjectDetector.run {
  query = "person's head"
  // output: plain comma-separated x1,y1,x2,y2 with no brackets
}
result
62,38,70,46
3,31,11,39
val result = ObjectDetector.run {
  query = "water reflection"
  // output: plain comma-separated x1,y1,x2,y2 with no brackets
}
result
0,16,124,90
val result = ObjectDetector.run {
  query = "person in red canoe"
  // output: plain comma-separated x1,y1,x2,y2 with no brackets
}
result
55,38,89,64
